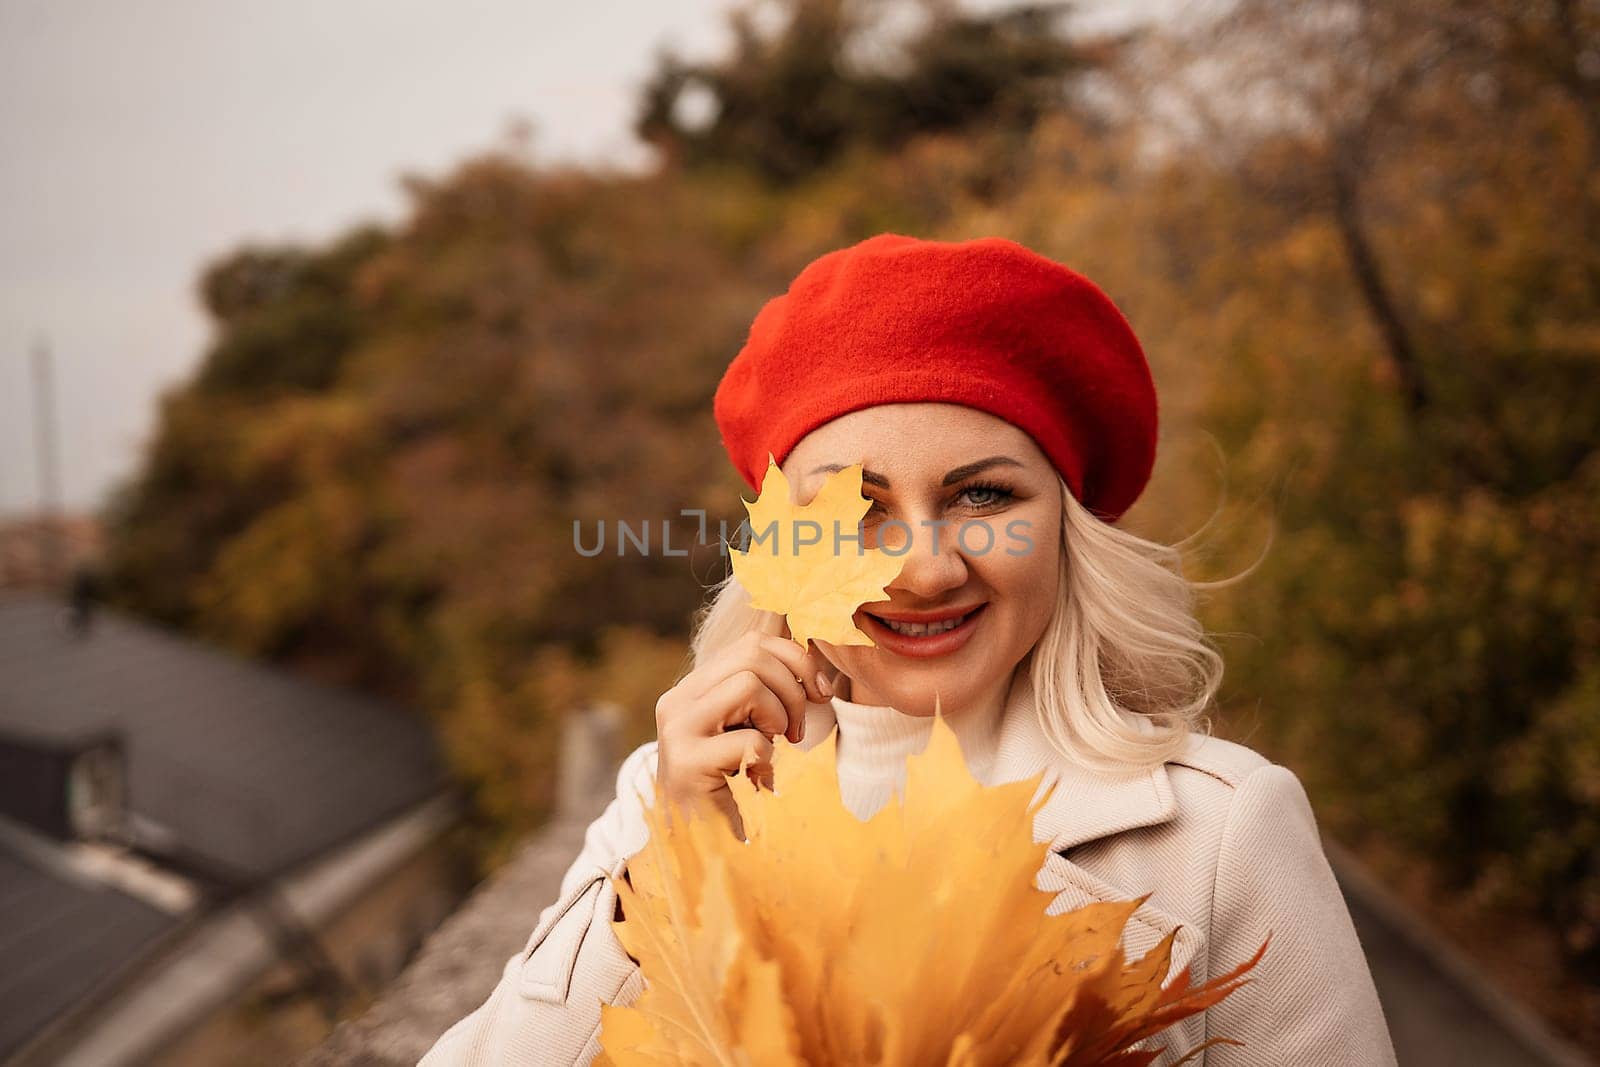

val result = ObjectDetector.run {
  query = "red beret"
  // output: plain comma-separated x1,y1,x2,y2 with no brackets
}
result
713,233,1159,523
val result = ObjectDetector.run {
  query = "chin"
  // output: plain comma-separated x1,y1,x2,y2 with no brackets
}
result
882,675,977,717
843,647,1011,712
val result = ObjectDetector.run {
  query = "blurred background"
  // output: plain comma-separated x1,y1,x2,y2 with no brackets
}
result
2,0,1596,1063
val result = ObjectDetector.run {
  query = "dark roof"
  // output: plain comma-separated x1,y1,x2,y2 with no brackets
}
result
0,591,447,881
0,842,178,1059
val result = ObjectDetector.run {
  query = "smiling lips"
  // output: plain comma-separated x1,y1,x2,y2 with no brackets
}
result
861,603,988,658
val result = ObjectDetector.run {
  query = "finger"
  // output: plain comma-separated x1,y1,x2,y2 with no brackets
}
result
733,730,776,793
799,638,846,702
677,625,772,701
703,728,775,787
736,639,810,740
698,669,790,737
682,628,797,702
671,633,808,743
757,632,835,707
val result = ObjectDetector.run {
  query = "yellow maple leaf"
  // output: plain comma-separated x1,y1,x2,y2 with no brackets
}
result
728,453,906,648
594,707,1266,1066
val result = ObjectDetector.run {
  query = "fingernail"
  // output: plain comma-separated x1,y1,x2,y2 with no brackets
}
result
798,715,806,742
816,671,833,698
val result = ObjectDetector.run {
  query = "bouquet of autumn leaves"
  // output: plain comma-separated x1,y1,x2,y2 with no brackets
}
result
592,458,1266,1066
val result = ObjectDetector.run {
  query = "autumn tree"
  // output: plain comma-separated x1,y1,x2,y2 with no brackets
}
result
1122,0,1600,1005
99,0,1599,1036
635,0,1117,183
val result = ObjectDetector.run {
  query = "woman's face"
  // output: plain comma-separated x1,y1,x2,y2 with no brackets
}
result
781,402,1063,717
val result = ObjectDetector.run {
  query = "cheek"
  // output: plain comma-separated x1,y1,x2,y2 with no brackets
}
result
986,520,1060,631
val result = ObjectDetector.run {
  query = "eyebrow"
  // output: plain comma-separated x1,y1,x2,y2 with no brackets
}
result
808,455,1023,489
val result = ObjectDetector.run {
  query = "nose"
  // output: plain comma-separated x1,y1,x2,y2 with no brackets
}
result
880,517,969,601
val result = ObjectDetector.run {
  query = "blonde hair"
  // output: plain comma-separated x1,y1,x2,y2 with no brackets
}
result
685,473,1261,773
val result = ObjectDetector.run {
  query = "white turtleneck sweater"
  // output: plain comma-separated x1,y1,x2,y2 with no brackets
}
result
822,685,1008,822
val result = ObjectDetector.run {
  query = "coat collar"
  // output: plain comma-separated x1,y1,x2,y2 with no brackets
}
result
988,665,1178,854
801,661,1178,854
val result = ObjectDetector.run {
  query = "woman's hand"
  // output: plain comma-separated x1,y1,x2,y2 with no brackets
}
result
654,627,841,838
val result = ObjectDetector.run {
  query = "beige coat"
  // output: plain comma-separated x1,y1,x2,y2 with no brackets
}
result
421,669,1398,1065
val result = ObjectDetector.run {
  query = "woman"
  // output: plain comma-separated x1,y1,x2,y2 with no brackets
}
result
421,234,1398,1065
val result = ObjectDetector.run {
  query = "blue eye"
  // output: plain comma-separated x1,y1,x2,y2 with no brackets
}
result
862,483,1015,516
959,482,1015,508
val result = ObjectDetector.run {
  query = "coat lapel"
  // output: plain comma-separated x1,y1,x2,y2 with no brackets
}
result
797,664,1204,996
991,664,1206,1001
988,665,1178,854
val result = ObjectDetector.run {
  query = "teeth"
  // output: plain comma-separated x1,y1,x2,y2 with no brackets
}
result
879,612,968,637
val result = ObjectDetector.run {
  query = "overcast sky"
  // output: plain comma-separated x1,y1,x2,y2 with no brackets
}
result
0,0,1160,517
